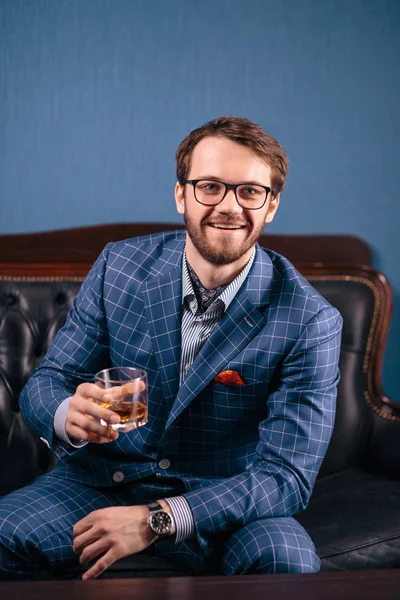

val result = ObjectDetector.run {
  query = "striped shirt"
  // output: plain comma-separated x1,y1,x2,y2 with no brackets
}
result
166,248,256,542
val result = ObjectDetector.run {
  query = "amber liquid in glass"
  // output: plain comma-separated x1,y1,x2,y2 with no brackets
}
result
101,400,146,423
98,399,148,431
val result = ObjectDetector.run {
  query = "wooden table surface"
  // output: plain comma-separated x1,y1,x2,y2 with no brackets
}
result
1,570,400,600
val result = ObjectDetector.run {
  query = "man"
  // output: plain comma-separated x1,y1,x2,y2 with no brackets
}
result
0,116,342,580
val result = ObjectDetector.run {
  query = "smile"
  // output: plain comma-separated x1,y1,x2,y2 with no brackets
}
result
208,224,246,230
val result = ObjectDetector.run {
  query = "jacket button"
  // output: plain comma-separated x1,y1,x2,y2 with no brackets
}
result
158,459,170,470
113,471,124,483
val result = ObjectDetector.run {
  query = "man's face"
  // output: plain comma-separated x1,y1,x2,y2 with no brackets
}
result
175,136,280,266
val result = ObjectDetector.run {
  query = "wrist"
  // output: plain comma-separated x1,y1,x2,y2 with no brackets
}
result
132,505,157,546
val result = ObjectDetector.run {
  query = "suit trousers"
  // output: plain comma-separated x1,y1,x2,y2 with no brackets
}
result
0,473,319,580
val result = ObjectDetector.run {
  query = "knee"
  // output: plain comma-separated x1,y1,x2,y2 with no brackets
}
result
0,500,21,552
222,517,320,575
0,497,54,579
0,496,36,557
0,489,61,565
0,491,74,577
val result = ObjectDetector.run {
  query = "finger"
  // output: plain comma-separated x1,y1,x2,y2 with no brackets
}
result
112,380,145,400
73,518,93,538
72,412,119,438
86,431,119,444
67,425,117,444
82,548,118,581
79,538,110,566
72,397,120,426
73,528,99,554
78,383,108,402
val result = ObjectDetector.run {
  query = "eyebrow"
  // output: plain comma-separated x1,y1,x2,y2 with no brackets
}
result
193,175,267,186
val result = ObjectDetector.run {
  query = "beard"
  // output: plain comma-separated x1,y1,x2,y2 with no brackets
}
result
183,210,266,266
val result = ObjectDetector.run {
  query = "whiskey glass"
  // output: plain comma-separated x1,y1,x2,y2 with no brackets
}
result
94,367,148,432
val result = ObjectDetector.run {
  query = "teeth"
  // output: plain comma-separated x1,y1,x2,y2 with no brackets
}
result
210,224,243,229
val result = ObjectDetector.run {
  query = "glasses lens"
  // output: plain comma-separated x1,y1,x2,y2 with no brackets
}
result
195,180,225,205
237,185,267,209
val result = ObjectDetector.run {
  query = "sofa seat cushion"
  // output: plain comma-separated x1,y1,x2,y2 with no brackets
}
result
296,467,400,571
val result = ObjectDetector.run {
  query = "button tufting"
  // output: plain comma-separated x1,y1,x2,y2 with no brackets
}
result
55,292,67,305
7,294,17,306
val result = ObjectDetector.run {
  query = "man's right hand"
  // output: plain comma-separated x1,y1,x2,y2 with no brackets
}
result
65,383,120,444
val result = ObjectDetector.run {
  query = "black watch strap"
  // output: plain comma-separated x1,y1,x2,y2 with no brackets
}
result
147,501,163,512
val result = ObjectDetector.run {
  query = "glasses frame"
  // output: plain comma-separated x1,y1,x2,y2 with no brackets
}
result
184,179,272,210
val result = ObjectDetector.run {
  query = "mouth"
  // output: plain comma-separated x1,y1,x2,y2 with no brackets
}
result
206,223,248,231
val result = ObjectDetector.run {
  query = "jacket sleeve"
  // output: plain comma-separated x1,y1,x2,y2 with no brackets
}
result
182,306,343,551
19,244,112,451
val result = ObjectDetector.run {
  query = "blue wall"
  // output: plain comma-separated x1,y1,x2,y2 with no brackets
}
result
1,0,399,399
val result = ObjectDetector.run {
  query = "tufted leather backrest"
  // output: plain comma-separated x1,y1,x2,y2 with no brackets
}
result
0,277,83,496
0,263,392,496
306,275,378,476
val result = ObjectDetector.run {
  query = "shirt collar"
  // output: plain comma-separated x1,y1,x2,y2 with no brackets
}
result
181,248,256,313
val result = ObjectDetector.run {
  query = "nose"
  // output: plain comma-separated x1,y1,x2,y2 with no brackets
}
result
215,188,243,214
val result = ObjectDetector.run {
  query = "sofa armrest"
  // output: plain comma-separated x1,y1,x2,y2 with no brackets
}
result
365,398,400,477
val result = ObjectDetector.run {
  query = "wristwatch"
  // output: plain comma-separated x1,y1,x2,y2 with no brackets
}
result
147,501,175,539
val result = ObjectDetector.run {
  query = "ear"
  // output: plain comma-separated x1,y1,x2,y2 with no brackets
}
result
175,182,185,215
265,193,280,224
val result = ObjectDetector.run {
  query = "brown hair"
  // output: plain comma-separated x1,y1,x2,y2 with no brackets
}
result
176,116,288,197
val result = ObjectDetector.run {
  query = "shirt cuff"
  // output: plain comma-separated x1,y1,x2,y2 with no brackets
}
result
53,397,88,448
164,496,194,543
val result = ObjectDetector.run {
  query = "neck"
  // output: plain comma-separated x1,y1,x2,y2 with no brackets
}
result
185,237,254,289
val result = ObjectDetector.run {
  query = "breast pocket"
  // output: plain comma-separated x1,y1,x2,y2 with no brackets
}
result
210,380,269,434
213,380,269,406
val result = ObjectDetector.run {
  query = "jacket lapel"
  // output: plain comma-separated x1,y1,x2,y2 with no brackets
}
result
142,236,185,409
166,244,273,429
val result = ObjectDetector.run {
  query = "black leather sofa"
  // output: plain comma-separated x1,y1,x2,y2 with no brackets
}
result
1,224,399,575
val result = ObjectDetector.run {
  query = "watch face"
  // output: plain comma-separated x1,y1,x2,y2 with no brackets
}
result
150,511,172,535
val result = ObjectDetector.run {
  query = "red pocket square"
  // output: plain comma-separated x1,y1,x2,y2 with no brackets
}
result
214,370,246,386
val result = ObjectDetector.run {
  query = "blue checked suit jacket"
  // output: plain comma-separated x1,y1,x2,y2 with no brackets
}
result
20,230,342,551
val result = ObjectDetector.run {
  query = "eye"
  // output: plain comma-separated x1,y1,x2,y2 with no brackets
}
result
238,185,264,199
197,180,224,194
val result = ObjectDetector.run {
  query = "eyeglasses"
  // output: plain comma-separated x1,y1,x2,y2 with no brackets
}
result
184,179,271,210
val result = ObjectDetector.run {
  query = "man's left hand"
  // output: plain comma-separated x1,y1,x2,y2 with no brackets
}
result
73,506,156,580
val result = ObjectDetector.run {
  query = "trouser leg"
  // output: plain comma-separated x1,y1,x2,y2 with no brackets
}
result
221,517,320,574
152,517,319,575
0,474,116,580
0,473,319,579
